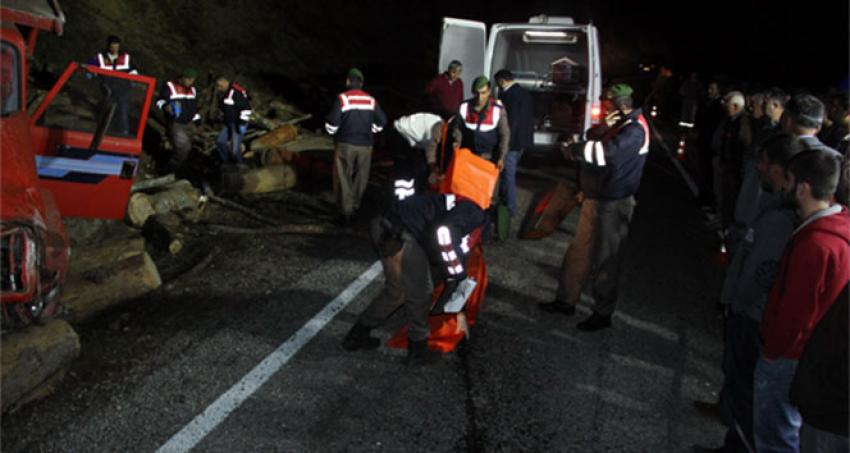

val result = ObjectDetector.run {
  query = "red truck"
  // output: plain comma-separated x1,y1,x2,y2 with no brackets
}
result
1,0,157,328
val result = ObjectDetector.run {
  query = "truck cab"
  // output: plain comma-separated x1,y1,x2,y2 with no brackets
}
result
0,0,156,328
439,15,603,149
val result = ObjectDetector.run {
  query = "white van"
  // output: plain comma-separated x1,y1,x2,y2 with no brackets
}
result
439,15,603,149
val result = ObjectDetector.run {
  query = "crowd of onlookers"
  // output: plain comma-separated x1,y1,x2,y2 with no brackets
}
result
670,74,850,453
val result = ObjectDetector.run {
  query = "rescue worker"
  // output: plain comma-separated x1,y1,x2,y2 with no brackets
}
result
325,68,388,226
155,68,201,171
391,112,460,194
452,76,509,169
539,83,650,331
214,76,252,165
424,60,464,120
90,35,138,135
494,69,534,219
341,191,486,366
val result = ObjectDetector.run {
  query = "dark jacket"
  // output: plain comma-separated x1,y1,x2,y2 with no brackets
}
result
385,193,486,280
499,82,534,151
156,80,199,124
219,83,252,128
572,109,650,200
790,282,849,436
454,97,510,161
325,88,387,146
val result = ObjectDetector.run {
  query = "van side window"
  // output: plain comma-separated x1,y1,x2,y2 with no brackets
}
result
0,42,21,116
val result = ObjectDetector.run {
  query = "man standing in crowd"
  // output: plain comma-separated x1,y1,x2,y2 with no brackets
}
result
756,150,849,452
696,81,725,210
325,68,387,226
539,83,649,331
679,72,702,127
425,60,464,119
695,134,801,453
341,191,486,366
91,35,138,135
155,68,201,171
712,91,752,230
783,94,827,149
453,76,509,168
214,76,252,165
494,69,534,221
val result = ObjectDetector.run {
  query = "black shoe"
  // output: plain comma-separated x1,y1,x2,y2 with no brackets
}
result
341,322,380,351
576,313,611,331
692,399,724,423
538,300,576,316
692,445,725,453
404,339,441,367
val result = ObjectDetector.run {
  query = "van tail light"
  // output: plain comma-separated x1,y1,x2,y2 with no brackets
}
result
591,102,602,125
1,226,37,303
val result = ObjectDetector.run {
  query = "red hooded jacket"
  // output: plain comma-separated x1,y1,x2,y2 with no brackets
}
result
760,205,850,360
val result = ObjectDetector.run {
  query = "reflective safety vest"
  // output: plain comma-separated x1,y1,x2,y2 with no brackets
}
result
96,52,135,73
458,97,504,156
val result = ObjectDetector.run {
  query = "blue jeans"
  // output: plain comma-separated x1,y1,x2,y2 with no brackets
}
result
498,149,523,216
754,356,802,452
216,125,245,163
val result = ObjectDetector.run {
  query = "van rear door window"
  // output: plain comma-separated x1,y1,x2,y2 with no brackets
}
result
0,42,21,116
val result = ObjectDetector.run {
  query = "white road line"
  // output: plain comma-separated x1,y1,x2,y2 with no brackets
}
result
156,260,383,453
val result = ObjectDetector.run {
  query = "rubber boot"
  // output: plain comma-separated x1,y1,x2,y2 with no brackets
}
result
341,321,380,351
404,339,441,367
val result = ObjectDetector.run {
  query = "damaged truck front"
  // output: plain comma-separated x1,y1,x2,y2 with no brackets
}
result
0,0,156,328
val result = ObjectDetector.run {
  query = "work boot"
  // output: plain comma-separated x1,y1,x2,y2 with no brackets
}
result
538,300,576,316
341,321,380,351
404,339,441,367
576,312,612,331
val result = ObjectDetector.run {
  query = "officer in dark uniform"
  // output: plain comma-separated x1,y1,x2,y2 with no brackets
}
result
156,68,201,170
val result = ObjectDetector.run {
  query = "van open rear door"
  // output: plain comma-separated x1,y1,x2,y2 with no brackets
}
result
29,62,156,219
439,18,486,95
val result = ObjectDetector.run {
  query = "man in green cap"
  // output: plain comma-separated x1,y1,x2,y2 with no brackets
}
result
452,76,510,167
539,83,651,332
155,68,201,170
325,68,388,226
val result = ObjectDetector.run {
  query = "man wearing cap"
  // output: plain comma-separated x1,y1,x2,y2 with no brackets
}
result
90,35,138,135
425,60,464,120
325,68,388,225
539,83,650,332
452,76,510,167
156,69,201,170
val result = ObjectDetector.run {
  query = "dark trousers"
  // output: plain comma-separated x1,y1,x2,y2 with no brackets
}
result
556,196,636,316
721,312,760,452
358,217,434,342
168,122,193,169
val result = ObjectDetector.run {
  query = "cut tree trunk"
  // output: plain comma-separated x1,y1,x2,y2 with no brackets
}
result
222,165,297,195
61,238,162,324
142,213,186,256
127,192,156,227
132,174,176,193
250,124,298,151
1,319,80,413
128,180,202,227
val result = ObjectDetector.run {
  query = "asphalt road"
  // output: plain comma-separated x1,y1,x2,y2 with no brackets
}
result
2,131,730,452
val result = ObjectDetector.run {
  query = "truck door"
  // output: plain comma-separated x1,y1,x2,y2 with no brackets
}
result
29,62,156,219
439,18,486,95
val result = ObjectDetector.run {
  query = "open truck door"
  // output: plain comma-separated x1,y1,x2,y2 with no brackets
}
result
29,62,156,219
439,18,486,95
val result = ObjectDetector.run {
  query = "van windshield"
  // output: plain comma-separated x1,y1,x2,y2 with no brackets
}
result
1,42,21,116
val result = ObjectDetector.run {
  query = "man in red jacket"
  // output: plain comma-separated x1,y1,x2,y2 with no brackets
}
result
424,60,463,119
755,149,849,452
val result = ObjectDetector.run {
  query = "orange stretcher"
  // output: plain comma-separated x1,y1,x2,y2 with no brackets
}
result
387,243,488,352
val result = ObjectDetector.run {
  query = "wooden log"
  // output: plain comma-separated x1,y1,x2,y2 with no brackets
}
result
131,174,176,193
283,133,335,153
127,192,156,227
150,181,201,221
141,213,185,256
250,124,298,151
1,319,80,413
206,223,333,235
61,252,162,324
258,148,294,167
222,165,297,195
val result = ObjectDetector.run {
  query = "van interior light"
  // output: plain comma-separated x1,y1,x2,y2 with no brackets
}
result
523,30,578,44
